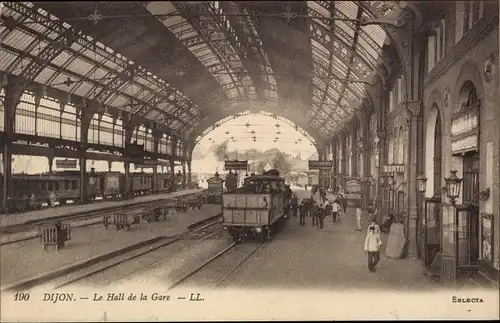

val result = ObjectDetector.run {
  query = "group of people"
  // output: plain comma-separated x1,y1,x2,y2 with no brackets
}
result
286,190,348,230
286,188,383,272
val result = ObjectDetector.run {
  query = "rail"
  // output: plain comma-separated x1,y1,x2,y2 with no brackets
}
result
1,191,204,243
1,213,223,293
167,242,264,291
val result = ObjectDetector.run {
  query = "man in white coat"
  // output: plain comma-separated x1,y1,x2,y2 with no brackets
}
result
364,217,382,272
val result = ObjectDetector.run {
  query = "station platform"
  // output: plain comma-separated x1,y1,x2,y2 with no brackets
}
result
126,188,438,292
226,207,438,291
0,189,204,229
0,204,221,287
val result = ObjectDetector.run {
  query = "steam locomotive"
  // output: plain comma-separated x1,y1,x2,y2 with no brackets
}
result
222,169,288,242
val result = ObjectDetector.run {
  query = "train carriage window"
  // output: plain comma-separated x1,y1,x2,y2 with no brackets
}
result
55,181,60,191
47,181,53,191
72,180,77,190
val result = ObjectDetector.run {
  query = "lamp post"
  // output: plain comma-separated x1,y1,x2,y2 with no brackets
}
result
417,175,427,194
444,170,462,205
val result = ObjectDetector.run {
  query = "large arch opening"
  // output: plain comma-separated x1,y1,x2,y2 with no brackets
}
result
191,113,319,187
454,80,481,269
424,104,442,198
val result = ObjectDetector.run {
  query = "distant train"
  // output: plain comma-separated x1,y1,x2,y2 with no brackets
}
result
0,171,175,213
222,169,287,242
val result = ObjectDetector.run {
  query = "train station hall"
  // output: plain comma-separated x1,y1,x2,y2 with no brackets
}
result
0,1,499,313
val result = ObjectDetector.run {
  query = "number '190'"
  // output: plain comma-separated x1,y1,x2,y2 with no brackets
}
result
14,292,30,301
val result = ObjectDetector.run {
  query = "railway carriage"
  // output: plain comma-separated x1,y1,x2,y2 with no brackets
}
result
156,172,173,193
130,172,153,195
222,169,286,242
2,169,175,213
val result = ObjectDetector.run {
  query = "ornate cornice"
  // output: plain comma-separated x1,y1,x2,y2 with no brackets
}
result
424,15,499,88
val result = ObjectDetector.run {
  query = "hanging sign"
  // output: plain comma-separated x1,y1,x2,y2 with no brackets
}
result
134,159,158,169
224,160,248,170
451,108,479,154
308,160,333,170
383,164,405,173
55,158,77,169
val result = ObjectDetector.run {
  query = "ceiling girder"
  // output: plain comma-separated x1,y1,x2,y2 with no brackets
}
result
173,1,246,99
214,1,268,100
2,2,75,97
319,6,363,130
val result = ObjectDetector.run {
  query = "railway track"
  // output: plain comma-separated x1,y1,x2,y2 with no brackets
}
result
2,214,223,293
0,192,204,245
168,242,264,291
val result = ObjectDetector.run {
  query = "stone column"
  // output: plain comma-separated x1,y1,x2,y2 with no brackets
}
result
400,15,425,260
152,133,160,194
317,148,325,187
406,102,422,259
360,114,370,214
107,160,112,172
78,101,95,203
187,160,192,185
340,132,347,190
47,156,54,173
351,125,358,177
182,161,186,185
1,76,20,213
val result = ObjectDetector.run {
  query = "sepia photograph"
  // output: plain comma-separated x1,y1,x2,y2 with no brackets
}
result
0,0,499,321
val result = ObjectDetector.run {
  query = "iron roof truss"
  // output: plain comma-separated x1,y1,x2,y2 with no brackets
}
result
1,2,203,137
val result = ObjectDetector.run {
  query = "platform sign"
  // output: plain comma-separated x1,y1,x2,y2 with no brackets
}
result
308,160,333,170
134,159,158,169
224,160,248,171
55,158,77,169
383,164,405,173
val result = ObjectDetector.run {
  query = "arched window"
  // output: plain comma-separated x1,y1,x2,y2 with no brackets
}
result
393,129,399,164
457,80,479,111
398,127,404,164
388,134,394,164
456,80,480,203
434,110,442,194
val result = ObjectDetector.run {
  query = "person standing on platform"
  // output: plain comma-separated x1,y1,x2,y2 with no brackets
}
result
331,198,341,223
290,193,298,217
339,193,348,216
324,198,332,224
355,202,363,231
316,205,325,229
311,201,319,227
299,200,308,226
364,220,382,272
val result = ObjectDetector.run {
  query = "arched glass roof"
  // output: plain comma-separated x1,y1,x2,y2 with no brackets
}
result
0,1,396,144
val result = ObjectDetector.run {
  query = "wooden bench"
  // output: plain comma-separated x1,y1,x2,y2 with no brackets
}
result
38,222,72,251
187,197,204,211
140,205,171,223
103,212,140,230
174,199,188,213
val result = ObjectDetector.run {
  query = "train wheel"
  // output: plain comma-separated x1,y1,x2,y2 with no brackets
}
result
258,230,266,243
266,227,272,241
228,229,240,243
